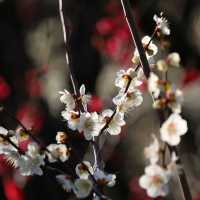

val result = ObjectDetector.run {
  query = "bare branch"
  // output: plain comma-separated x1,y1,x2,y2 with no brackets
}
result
58,0,78,95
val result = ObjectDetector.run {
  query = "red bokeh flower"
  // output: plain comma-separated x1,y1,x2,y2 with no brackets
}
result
93,1,136,65
88,95,104,112
0,156,13,176
16,103,45,133
96,18,117,36
0,76,11,100
3,179,24,200
182,68,200,86
129,177,162,200
25,69,43,97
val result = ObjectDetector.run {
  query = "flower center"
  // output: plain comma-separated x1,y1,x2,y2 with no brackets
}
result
97,178,109,186
79,163,89,173
84,119,93,130
71,112,79,119
122,74,131,80
151,175,163,186
167,122,177,135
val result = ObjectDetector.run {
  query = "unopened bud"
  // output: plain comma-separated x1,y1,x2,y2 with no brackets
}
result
56,131,68,144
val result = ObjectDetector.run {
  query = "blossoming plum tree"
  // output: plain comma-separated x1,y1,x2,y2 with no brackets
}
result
0,0,192,199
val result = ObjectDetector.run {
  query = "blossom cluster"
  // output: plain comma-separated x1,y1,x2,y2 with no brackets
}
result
0,127,71,176
60,70,143,140
139,14,188,198
56,161,116,199
0,55,144,199
57,64,143,197
0,8,191,200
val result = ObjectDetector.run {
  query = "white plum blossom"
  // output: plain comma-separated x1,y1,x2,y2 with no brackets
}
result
17,143,45,176
59,89,75,111
153,12,170,35
132,36,158,65
17,155,44,176
115,68,142,92
3,149,21,167
152,85,183,112
167,88,183,113
139,164,170,198
93,194,100,200
79,84,91,110
0,127,18,147
73,178,93,199
0,144,16,156
15,127,29,142
101,109,125,135
113,90,143,112
94,169,116,187
56,175,73,192
75,161,94,179
160,113,188,146
26,142,40,157
156,52,181,72
144,135,160,164
46,144,70,163
156,59,168,72
148,72,160,98
107,112,125,135
62,110,80,131
78,112,100,140
167,52,180,67
0,126,8,136
142,36,158,57
0,127,17,154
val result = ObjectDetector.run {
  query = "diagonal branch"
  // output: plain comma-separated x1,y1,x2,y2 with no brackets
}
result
169,145,192,200
120,0,150,78
120,1,192,199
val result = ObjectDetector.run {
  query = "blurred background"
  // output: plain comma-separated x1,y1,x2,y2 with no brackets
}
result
0,0,200,199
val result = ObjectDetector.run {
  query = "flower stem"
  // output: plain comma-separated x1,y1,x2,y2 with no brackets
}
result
58,4,107,198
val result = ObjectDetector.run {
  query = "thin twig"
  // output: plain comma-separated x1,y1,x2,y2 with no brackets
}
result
120,0,151,78
58,0,78,95
92,136,98,170
68,141,110,200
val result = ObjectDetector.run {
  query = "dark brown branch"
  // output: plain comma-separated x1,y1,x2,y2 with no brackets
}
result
162,72,192,200
120,1,192,198
178,167,192,200
120,0,151,78
168,146,192,200
0,134,23,154
1,106,75,174
1,107,43,146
